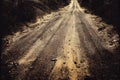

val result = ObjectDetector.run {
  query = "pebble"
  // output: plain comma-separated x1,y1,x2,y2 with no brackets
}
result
51,58,57,61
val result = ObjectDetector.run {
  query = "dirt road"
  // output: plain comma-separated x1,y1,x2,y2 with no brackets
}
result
2,0,120,80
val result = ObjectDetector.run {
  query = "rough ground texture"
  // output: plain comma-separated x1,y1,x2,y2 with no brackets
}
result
1,0,120,80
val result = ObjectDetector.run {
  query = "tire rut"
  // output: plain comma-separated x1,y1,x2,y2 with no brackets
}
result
15,13,71,80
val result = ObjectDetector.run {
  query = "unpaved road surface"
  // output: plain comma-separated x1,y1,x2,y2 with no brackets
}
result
2,0,120,80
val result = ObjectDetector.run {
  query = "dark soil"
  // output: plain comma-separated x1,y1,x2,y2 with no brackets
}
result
78,0,120,34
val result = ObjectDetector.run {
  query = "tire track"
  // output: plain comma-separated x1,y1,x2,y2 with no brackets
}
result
3,16,63,62
15,13,71,80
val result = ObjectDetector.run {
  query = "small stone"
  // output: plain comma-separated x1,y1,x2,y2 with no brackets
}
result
10,62,14,65
113,39,118,42
74,61,77,64
98,26,105,31
51,58,57,61
8,70,11,73
29,66,33,69
63,62,66,64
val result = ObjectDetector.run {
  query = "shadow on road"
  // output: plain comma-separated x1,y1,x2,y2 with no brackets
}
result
87,49,120,80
